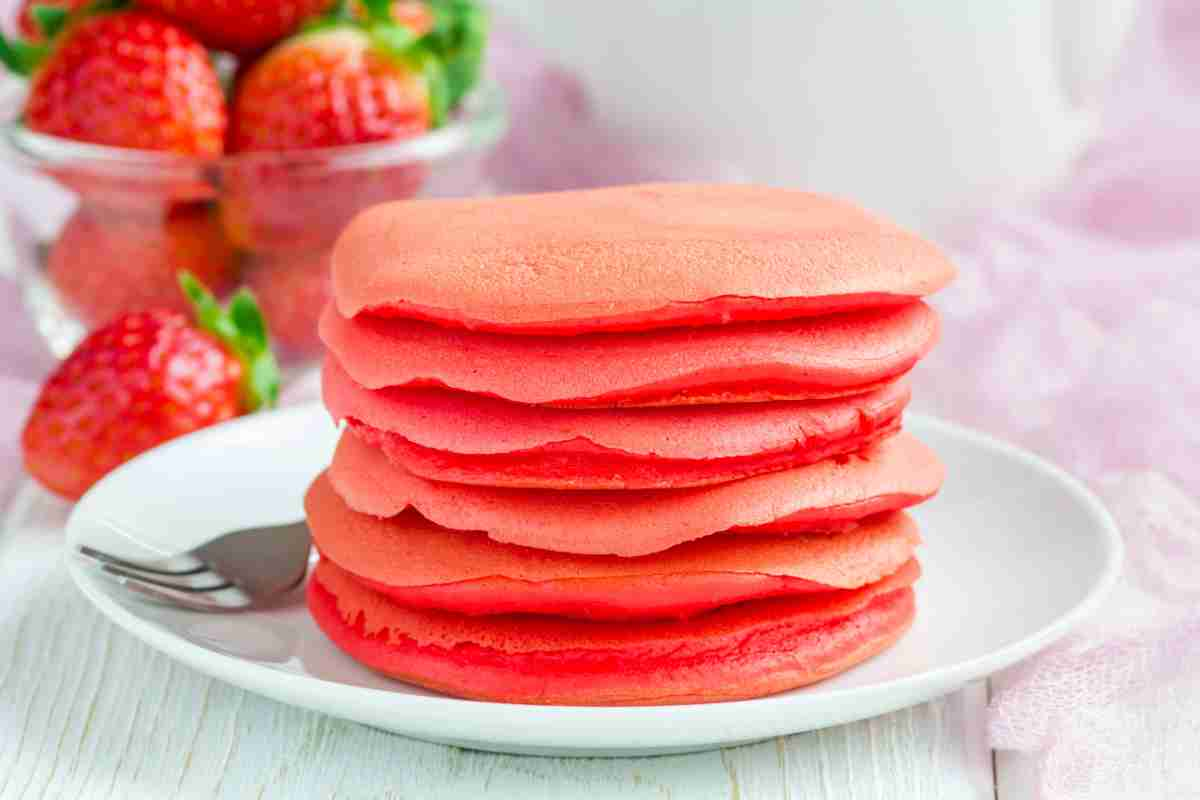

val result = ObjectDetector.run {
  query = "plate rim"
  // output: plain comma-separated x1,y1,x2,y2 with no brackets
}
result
65,406,1124,749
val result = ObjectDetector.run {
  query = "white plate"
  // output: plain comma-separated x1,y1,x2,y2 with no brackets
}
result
65,406,1121,757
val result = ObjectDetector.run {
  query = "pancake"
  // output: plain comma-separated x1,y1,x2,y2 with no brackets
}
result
307,472,920,621
319,301,940,407
323,358,910,489
308,558,919,705
328,431,944,556
331,183,956,334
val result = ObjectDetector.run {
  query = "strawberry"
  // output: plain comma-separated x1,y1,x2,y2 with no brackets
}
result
243,249,332,356
221,3,442,253
48,203,239,328
229,24,436,152
0,10,226,156
136,0,336,55
21,274,279,500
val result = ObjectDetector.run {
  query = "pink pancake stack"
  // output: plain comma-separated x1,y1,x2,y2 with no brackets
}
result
307,183,956,705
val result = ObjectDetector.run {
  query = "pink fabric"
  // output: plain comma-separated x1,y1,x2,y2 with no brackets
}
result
2,4,1199,794
910,2,1200,795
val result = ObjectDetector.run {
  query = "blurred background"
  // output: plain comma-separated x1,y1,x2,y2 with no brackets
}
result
490,0,1137,231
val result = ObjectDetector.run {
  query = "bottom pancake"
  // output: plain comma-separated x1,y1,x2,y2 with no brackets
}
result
308,559,919,706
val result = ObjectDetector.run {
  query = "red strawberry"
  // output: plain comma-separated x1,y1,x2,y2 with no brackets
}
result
243,249,332,357
22,275,279,500
229,28,434,152
221,8,440,253
48,203,239,328
136,0,335,55
1,10,226,156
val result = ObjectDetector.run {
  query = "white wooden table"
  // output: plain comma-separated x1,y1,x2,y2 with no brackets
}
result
0,481,1031,799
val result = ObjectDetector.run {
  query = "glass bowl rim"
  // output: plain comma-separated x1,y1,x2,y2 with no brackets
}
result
0,79,507,172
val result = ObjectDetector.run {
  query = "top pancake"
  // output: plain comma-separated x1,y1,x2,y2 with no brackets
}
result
332,183,957,334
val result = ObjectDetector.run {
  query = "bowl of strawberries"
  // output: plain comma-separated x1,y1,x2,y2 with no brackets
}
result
0,0,505,363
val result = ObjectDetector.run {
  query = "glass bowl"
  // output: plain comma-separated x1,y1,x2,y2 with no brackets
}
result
0,80,507,365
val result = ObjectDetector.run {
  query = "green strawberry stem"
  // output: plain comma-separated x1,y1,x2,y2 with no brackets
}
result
179,272,280,412
30,5,70,39
359,0,393,24
0,0,131,76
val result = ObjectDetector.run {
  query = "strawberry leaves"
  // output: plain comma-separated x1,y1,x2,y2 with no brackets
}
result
426,0,486,109
0,35,47,75
397,43,449,126
358,0,393,23
179,272,280,412
0,2,67,76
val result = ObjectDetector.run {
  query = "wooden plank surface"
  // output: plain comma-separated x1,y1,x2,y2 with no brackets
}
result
0,482,995,800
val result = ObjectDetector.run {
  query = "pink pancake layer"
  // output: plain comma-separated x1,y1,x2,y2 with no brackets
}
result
324,359,911,489
319,301,940,407
332,183,957,334
309,558,919,705
307,472,920,621
349,417,901,490
328,431,944,556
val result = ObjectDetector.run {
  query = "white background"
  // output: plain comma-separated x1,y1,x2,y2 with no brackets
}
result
491,0,1136,231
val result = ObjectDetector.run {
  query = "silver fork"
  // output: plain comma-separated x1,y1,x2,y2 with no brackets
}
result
75,520,312,612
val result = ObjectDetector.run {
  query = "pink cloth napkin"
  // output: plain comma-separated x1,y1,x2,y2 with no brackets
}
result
910,1,1200,795
3,5,1199,796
